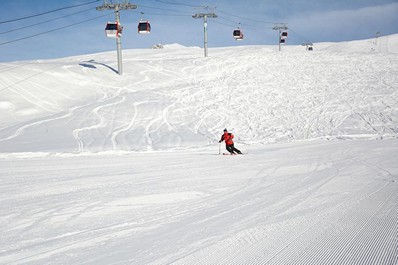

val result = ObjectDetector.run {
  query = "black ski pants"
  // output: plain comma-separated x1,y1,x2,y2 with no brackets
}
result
226,144,242,154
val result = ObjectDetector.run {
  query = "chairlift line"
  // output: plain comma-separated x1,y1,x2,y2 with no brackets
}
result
0,12,111,46
0,0,100,24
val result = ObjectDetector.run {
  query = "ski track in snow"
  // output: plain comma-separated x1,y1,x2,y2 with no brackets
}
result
165,149,398,265
0,140,397,264
1,43,398,152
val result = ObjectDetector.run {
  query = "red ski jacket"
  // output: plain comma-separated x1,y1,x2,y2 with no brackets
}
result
220,132,234,145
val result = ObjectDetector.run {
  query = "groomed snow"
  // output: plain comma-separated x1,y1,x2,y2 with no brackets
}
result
0,34,397,264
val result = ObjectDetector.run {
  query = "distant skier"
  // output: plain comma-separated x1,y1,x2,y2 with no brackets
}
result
219,128,242,155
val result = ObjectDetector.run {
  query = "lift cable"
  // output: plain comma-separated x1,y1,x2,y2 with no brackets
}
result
217,16,267,29
0,7,95,35
289,28,312,43
0,0,100,24
127,9,191,17
152,0,203,8
217,10,276,25
136,4,194,15
0,12,112,46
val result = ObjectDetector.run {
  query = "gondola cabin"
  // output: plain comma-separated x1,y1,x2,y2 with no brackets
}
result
105,22,122,38
281,31,288,38
233,29,244,40
138,20,151,34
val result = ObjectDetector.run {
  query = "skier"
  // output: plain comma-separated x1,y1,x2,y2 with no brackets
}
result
219,128,242,155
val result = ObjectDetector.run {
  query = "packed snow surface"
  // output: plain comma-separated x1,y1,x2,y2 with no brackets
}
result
0,34,398,264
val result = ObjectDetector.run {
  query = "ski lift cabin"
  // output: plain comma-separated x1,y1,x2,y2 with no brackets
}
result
105,22,122,38
138,20,151,34
280,31,288,44
233,29,244,40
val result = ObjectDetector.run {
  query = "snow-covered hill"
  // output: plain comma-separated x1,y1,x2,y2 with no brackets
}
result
315,33,398,53
0,36,397,265
1,34,397,153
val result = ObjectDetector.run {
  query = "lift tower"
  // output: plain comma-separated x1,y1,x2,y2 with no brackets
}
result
97,1,137,75
273,23,288,52
193,12,217,57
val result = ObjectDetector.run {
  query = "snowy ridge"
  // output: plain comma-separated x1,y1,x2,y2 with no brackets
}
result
314,33,398,53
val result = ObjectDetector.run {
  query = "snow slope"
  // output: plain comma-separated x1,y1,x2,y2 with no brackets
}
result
1,34,397,153
315,33,398,53
1,140,397,264
0,35,398,264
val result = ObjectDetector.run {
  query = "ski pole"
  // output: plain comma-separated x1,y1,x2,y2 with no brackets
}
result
218,142,221,155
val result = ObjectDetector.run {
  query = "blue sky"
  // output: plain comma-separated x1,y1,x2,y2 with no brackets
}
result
0,0,397,62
